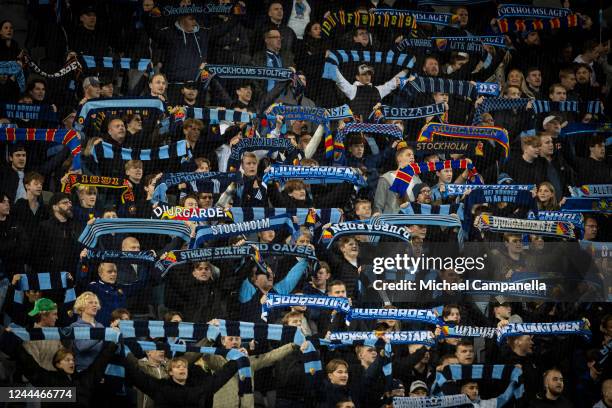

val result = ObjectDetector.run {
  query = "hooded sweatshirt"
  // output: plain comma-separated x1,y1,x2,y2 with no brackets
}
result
158,21,208,82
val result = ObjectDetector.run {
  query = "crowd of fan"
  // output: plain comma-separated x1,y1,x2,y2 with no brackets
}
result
0,0,611,407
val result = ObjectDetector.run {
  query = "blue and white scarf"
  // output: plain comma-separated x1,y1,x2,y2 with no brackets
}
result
203,64,293,81
477,215,575,239
322,221,411,248
228,207,343,225
0,61,25,92
152,205,231,222
152,171,241,203
10,327,120,342
327,105,354,121
170,106,253,124
248,242,318,261
532,100,603,114
74,97,166,132
401,76,499,99
79,218,192,248
261,294,350,322
369,214,462,229
446,184,534,196
13,272,76,306
570,184,612,198
373,103,446,121
328,331,436,347
262,165,367,187
498,4,572,19
154,245,257,277
418,0,489,5
497,321,592,344
528,211,584,229
85,249,157,265
323,50,416,81
227,137,300,172
393,395,472,408
91,140,188,163
81,55,152,73
349,308,440,325
0,103,59,123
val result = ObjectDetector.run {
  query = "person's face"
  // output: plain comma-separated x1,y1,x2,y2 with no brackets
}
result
507,71,522,87
481,113,494,126
121,239,140,252
54,198,73,219
288,187,307,201
108,119,126,143
99,263,118,284
179,15,197,32
146,349,166,364
550,86,567,102
259,230,275,243
537,185,553,203
183,197,198,209
181,87,198,102
184,123,202,143
150,75,167,96
340,239,359,259
603,380,612,405
526,70,542,87
590,143,605,160
299,134,312,151
39,310,58,327
265,30,282,53
10,150,26,171
505,87,521,99
309,23,321,39
236,86,252,103
287,316,302,327
103,210,118,219
358,346,378,365
560,74,576,91
126,166,143,182
241,157,258,176
353,29,369,46
295,234,311,246
494,305,511,320
268,3,283,22
80,12,97,30
517,335,534,354
314,268,331,286
456,7,468,27
222,336,241,349
408,224,427,240
83,296,100,317
575,67,591,84
337,402,355,408
525,31,540,46
85,84,101,99
445,308,460,323
545,371,564,396
416,187,432,204
505,236,523,256
461,383,479,400
349,143,364,158
397,149,415,168
438,168,453,183
170,314,182,323
328,284,346,298
423,58,439,76
192,263,213,281
169,361,188,383
129,115,143,132
355,202,372,219
433,92,449,104
584,219,598,240
198,193,213,208
56,353,75,374
79,189,97,208
1,21,14,40
539,136,554,156
101,83,114,97
328,366,349,386
196,161,210,172
523,143,540,160
29,82,46,102
456,345,474,364
409,388,428,397
356,72,372,85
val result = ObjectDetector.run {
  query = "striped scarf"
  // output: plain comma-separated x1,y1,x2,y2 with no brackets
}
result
432,364,523,406
321,221,411,248
0,102,59,123
418,123,509,157
74,97,166,132
228,207,343,229
247,242,318,261
391,159,482,196
13,272,76,306
152,172,240,203
532,100,603,114
322,50,416,81
81,55,153,73
472,97,530,125
91,140,188,164
331,122,403,163
400,202,464,217
262,165,367,187
78,218,192,248
10,327,120,342
227,138,300,172
369,214,462,229
0,61,26,92
477,214,576,239
62,174,135,204
498,14,580,33
168,106,253,124
0,128,82,170
497,321,592,344
401,76,478,99
321,10,417,37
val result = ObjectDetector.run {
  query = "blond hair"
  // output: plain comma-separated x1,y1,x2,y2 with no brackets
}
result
73,291,100,316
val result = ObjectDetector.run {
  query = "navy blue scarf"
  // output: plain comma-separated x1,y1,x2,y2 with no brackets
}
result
13,272,76,306
0,103,59,123
322,50,416,81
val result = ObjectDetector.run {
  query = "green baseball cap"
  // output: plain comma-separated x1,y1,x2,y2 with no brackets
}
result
28,298,58,316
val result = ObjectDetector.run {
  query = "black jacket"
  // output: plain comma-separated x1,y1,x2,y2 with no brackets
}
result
164,268,225,323
0,216,29,279
32,215,82,274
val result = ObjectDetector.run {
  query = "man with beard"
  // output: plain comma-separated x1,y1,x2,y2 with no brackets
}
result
32,192,81,274
530,369,573,407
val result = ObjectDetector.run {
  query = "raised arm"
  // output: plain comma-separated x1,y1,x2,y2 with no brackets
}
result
273,258,308,294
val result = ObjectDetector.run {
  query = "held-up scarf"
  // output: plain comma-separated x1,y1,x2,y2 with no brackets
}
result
472,97,531,125
261,294,350,322
168,106,253,124
262,165,367,187
148,3,246,18
91,140,188,164
398,38,484,55
411,138,482,156
81,55,152,73
373,9,458,27
418,0,490,5
497,321,592,344
446,184,534,196
328,331,436,347
0,127,82,170
327,104,354,121
322,50,416,81
154,245,258,277
0,103,59,122
392,395,473,408
369,214,462,229
433,35,506,47
528,211,584,229
152,205,230,222
322,221,412,248
418,123,509,157
561,197,612,213
477,214,576,239
400,76,499,99
191,215,296,248
0,61,26,92
400,202,464,217
267,104,329,124
595,340,612,372
228,207,343,225
570,184,612,197
498,14,580,33
13,272,76,306
560,122,612,138
432,365,524,406
22,55,82,80
391,160,482,196
349,308,441,325
202,64,293,81
227,138,300,172
247,242,318,262
152,172,241,203
78,218,192,247
62,174,135,204
532,100,603,114
118,320,220,340
498,4,571,19
440,325,498,339
10,327,120,342
370,103,446,122
74,97,166,132
466,189,536,207
332,122,403,162
321,11,417,37
85,249,157,265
